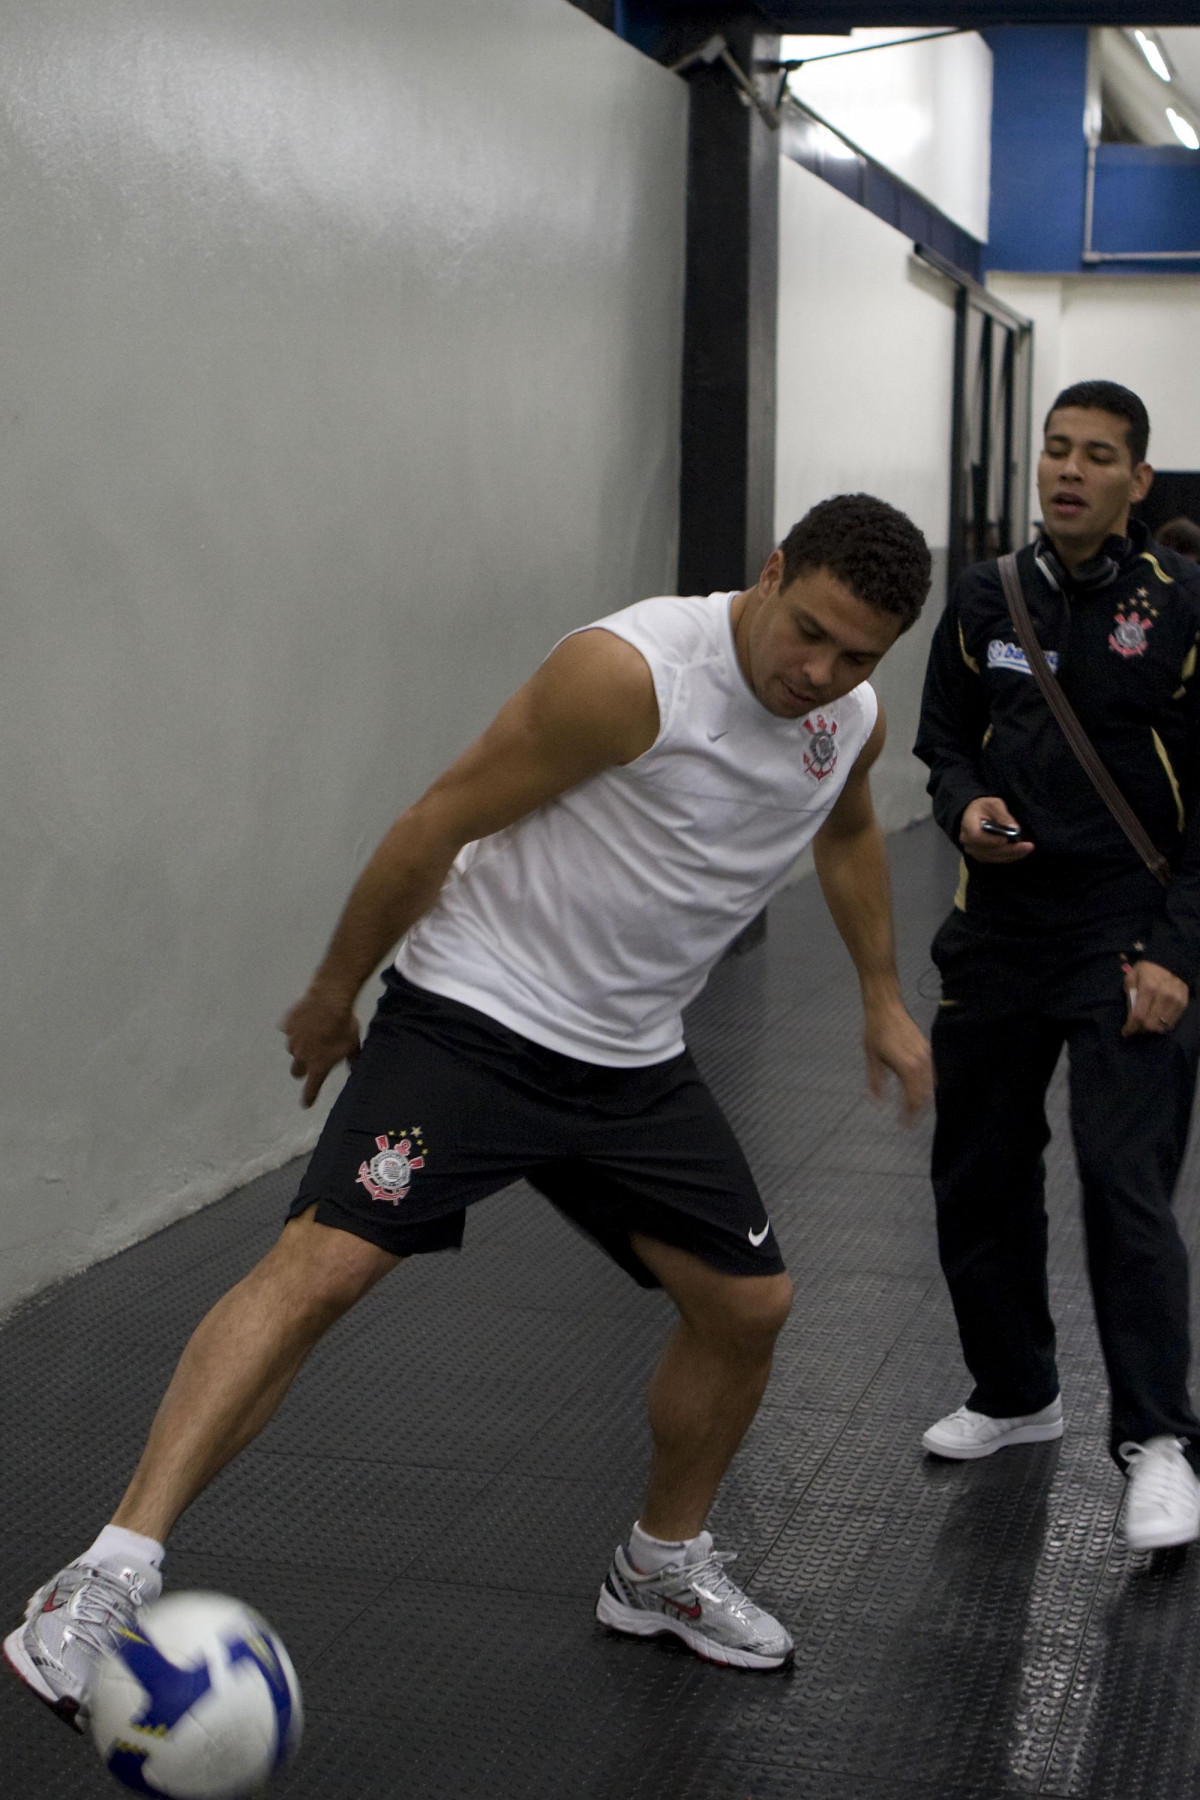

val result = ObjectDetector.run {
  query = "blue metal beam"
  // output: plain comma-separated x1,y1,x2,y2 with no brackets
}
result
619,4,1200,42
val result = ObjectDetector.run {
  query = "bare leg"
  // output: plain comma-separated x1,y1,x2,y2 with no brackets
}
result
111,1207,399,1544
630,1234,792,1541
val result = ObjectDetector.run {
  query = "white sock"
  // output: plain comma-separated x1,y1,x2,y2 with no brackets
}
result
81,1525,165,1572
627,1519,705,1576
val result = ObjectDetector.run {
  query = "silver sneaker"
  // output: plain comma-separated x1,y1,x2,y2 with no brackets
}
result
1120,1436,1200,1551
3,1557,162,1730
922,1396,1063,1460
596,1531,793,1670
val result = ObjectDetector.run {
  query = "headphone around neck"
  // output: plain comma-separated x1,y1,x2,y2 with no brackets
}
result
1033,533,1127,595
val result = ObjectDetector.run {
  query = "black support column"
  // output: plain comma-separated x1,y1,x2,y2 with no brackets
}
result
677,24,780,596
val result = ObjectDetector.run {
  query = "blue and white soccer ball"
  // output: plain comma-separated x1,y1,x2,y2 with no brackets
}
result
89,1591,303,1799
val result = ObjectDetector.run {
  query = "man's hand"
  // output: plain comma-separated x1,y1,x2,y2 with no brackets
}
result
280,988,362,1108
1121,959,1189,1037
864,999,933,1122
959,797,1035,864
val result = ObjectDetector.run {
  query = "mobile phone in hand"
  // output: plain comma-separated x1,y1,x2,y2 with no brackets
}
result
979,819,1022,840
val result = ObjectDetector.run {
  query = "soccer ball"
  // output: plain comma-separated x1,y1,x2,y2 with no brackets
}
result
89,1591,303,1799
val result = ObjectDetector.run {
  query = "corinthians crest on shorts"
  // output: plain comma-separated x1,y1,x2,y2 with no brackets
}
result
356,1129,427,1205
802,714,838,780
1109,609,1154,659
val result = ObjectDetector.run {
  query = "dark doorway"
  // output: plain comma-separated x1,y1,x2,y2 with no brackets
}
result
945,278,1033,585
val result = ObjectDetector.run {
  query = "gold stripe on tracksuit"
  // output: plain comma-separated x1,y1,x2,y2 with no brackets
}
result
1141,552,1176,587
953,857,970,912
1151,729,1186,833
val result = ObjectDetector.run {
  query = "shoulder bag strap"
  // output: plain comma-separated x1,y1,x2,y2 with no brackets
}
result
997,551,1170,887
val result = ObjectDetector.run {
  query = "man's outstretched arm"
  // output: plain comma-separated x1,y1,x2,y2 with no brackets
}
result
811,705,933,1120
282,628,659,1105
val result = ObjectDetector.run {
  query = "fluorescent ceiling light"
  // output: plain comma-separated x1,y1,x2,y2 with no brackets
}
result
1167,106,1199,150
1134,30,1171,82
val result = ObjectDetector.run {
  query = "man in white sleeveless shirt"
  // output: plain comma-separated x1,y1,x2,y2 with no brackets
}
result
7,495,934,1716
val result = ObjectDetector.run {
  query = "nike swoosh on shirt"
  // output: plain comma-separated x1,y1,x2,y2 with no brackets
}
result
748,1223,770,1247
707,728,729,741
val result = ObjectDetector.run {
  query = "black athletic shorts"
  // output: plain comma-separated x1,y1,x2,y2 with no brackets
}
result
286,970,784,1288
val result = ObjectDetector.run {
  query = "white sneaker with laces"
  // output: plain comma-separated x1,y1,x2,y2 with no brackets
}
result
3,1556,162,1730
1120,1436,1200,1551
596,1531,793,1670
922,1396,1063,1460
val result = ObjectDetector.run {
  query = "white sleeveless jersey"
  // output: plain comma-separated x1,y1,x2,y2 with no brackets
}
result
396,591,878,1066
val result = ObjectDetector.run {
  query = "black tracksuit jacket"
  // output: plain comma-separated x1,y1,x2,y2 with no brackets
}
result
914,523,1200,986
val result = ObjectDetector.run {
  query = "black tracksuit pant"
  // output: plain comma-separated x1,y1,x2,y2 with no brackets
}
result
931,917,1200,1465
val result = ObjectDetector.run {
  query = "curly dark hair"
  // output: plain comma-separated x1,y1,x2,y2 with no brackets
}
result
779,493,931,633
1046,380,1150,465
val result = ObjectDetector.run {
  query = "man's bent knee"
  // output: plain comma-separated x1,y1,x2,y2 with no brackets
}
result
257,1205,401,1322
631,1234,792,1349
682,1270,794,1355
721,1271,793,1349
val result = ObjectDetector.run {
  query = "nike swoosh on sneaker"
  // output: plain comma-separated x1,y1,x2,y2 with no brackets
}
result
748,1223,770,1247
664,1597,703,1619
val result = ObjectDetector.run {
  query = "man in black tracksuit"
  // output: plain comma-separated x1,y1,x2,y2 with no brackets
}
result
915,379,1200,1550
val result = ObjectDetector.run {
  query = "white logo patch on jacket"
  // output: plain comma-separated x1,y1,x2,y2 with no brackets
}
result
986,639,1059,677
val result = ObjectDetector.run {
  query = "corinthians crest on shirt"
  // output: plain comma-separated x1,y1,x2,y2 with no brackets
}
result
1109,608,1155,659
357,1129,427,1205
802,714,838,780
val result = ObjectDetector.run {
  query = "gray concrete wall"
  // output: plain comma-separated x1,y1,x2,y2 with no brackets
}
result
775,157,956,839
0,0,687,1313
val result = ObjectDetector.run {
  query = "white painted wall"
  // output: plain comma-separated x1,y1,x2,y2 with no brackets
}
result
0,0,687,1315
776,156,957,836
987,273,1200,518
782,28,993,242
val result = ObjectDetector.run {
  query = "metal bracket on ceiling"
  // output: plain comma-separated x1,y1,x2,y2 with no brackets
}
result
669,33,782,131
669,25,976,145
757,28,968,110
